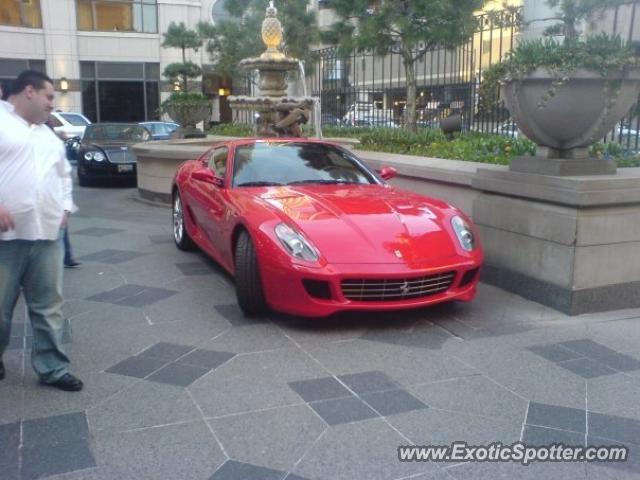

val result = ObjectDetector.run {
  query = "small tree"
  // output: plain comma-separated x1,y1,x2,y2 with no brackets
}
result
197,0,319,78
324,0,482,132
162,22,203,92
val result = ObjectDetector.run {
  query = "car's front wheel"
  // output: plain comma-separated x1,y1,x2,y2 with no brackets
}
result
235,231,267,315
173,191,196,251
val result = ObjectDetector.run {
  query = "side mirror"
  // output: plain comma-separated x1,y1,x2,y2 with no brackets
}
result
192,168,223,187
378,166,397,181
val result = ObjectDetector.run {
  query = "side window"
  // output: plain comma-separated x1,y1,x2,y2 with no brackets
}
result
49,115,63,127
208,147,228,178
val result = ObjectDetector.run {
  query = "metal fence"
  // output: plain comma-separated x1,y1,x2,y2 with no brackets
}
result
233,4,640,152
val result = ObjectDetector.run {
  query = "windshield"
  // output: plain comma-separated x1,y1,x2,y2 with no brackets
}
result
232,142,377,187
59,113,90,126
83,124,150,141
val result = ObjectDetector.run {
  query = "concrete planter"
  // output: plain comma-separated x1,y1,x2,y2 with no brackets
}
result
164,100,211,138
502,68,640,159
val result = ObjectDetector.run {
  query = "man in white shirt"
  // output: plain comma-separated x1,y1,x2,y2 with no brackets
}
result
0,70,83,392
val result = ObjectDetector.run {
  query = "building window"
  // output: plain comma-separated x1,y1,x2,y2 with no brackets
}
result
76,0,157,33
0,0,43,28
0,58,46,94
80,61,160,122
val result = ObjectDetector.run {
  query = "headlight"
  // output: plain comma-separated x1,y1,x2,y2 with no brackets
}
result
275,223,319,262
451,215,475,251
84,151,105,161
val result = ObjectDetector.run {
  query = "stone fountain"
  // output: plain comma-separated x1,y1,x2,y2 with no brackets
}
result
227,1,313,137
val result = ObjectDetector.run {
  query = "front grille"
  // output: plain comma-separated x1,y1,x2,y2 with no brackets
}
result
104,148,136,164
341,272,456,302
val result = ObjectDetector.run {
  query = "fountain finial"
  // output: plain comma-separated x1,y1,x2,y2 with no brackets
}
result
261,0,284,59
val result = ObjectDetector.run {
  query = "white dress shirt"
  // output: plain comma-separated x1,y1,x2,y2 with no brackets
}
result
0,105,76,241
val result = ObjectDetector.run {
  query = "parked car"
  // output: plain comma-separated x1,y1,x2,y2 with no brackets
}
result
172,138,483,317
76,123,151,186
49,111,92,140
139,121,179,140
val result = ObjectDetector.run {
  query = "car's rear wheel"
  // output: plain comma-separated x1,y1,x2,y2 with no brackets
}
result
173,191,196,251
235,231,267,315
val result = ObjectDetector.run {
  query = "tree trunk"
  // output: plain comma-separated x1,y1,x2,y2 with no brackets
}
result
182,45,188,91
403,53,417,133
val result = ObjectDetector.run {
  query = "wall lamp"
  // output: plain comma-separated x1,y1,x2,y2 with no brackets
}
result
59,77,69,93
218,87,231,96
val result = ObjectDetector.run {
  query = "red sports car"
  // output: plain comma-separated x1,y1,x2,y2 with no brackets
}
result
172,138,483,317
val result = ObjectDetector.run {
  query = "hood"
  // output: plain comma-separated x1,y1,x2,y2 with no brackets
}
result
255,184,459,264
82,140,138,148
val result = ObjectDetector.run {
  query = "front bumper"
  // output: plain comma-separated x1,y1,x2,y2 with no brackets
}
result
260,254,483,317
78,161,136,179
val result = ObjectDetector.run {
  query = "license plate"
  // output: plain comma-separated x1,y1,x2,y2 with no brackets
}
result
117,164,133,173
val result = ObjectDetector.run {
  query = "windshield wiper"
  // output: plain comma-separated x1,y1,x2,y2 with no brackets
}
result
236,181,284,187
287,179,357,185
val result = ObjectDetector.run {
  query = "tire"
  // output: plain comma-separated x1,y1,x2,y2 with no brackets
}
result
235,231,268,315
172,191,196,251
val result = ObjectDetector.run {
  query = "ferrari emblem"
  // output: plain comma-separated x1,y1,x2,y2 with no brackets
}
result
394,250,403,258
399,280,410,296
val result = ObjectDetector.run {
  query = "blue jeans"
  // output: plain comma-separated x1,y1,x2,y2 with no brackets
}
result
0,232,70,383
63,227,74,265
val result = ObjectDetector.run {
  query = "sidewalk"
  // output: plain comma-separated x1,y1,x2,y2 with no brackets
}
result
1,184,639,480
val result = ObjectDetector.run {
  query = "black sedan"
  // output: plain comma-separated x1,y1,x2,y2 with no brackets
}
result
77,123,151,186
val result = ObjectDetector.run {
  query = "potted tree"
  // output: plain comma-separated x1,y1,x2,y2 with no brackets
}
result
487,0,639,175
160,22,211,138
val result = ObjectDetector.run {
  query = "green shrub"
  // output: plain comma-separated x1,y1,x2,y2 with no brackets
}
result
207,124,640,167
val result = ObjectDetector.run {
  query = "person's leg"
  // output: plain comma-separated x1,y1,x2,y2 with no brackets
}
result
0,241,28,374
21,234,70,383
63,227,72,265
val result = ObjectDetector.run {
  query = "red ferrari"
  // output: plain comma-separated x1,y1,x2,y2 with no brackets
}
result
172,138,483,317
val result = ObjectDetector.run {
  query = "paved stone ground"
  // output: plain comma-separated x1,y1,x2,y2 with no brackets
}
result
2,183,640,480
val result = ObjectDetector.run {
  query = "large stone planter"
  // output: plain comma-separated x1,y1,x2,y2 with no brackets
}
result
164,100,211,138
502,68,640,175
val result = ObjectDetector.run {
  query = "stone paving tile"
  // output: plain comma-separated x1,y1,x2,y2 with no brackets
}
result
177,349,236,370
22,412,91,449
596,352,640,372
558,339,619,359
209,460,286,480
148,234,174,244
137,342,194,361
175,261,215,276
113,287,179,307
78,249,146,264
209,404,325,472
308,396,378,426
146,362,211,387
587,437,640,476
557,358,618,379
408,375,528,422
214,303,269,326
588,411,640,446
521,424,585,446
73,227,124,237
105,355,169,379
0,421,19,472
526,401,586,433
21,440,96,480
94,421,226,480
88,381,202,432
289,377,353,403
337,370,400,394
294,418,437,480
360,389,428,417
526,343,583,362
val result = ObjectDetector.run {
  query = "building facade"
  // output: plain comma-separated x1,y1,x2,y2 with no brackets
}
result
0,0,231,122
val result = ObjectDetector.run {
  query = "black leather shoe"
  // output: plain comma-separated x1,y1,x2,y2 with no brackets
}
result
0,359,5,380
64,260,81,268
44,373,83,392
